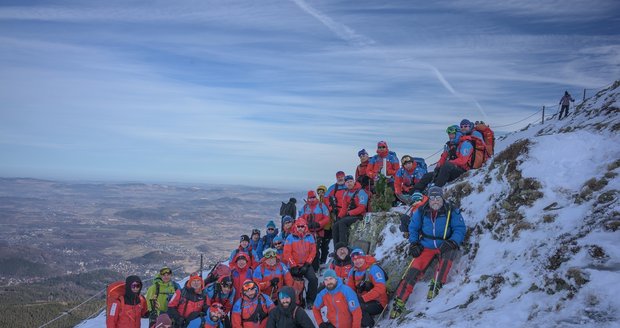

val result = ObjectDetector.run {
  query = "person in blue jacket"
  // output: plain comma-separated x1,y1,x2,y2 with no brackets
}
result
257,221,279,259
390,186,466,319
186,302,226,328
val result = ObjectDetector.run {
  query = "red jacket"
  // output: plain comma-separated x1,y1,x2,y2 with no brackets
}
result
326,182,347,212
367,149,400,179
312,278,362,328
231,293,275,328
252,259,294,301
106,296,147,328
329,257,353,284
168,286,207,321
338,183,368,218
394,164,419,195
299,200,330,237
450,136,474,171
283,219,316,268
346,256,388,307
356,161,369,180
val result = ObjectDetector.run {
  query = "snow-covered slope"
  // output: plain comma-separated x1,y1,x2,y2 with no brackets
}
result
373,82,620,327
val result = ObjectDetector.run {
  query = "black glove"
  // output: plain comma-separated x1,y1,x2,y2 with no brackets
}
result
439,240,459,254
356,280,373,292
290,266,301,277
319,322,336,328
300,263,309,276
409,243,423,257
308,221,320,230
270,277,280,287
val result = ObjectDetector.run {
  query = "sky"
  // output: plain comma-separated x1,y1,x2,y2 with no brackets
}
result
0,0,619,189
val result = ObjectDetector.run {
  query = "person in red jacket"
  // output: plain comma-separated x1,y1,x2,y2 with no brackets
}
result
355,149,371,191
252,248,294,302
283,218,318,308
329,242,353,283
367,141,400,181
107,275,148,328
347,249,388,327
333,175,368,245
167,274,207,328
312,270,362,328
231,280,275,328
299,190,330,271
231,253,254,302
316,184,332,266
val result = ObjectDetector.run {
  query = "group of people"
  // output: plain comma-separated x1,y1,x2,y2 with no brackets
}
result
107,118,492,327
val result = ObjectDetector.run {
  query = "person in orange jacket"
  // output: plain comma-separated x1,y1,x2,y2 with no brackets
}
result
231,280,275,328
283,218,318,308
329,242,353,283
312,269,362,328
366,141,399,181
106,275,148,328
333,175,368,245
299,190,330,271
231,253,254,302
347,249,388,327
167,274,208,328
252,248,294,302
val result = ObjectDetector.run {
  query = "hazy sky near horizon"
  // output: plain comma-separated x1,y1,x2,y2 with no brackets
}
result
1,0,619,188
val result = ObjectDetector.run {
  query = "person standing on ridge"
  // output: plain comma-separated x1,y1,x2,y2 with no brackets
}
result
559,91,575,120
316,185,332,266
107,275,148,328
299,190,330,271
146,267,180,324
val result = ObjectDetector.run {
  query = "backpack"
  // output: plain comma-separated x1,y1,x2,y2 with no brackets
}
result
351,264,388,293
205,262,232,285
280,201,296,218
474,123,495,157
466,135,488,169
412,157,427,174
106,281,125,317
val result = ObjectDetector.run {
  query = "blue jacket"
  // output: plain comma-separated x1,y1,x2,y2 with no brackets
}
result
186,312,225,328
229,246,260,265
408,203,466,249
257,229,279,259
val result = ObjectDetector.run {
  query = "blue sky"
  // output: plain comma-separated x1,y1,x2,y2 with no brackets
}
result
1,0,619,188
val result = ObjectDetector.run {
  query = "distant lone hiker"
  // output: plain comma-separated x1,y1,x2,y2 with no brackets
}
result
559,91,575,120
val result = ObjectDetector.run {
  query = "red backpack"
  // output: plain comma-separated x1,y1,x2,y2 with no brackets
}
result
474,122,495,157
106,281,125,316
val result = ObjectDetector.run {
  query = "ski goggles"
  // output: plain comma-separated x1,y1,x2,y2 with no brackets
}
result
242,281,257,292
252,229,261,235
263,249,277,259
130,282,141,289
446,126,458,134
160,268,172,275
210,303,225,315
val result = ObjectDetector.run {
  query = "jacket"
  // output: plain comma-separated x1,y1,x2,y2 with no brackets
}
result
394,164,426,195
329,255,353,283
257,229,280,260
231,293,275,328
312,278,362,328
449,136,474,171
106,276,148,328
409,203,466,249
167,286,207,325
204,282,236,314
367,150,399,179
299,200,330,237
337,183,368,218
346,256,388,307
252,259,294,300
266,302,315,328
283,220,316,268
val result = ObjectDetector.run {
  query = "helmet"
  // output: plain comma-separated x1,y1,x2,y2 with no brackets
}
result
446,125,458,134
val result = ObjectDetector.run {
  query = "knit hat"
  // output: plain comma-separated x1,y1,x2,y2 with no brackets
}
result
334,242,348,251
154,313,172,328
278,286,296,300
187,275,204,290
307,190,317,198
282,215,294,224
266,220,276,229
240,235,250,243
235,253,249,263
427,186,444,198
289,197,297,203
460,119,473,128
411,192,424,203
336,171,345,178
344,175,354,182
358,149,368,157
323,269,337,279
251,228,261,237
350,248,366,259
317,185,327,193
273,235,283,243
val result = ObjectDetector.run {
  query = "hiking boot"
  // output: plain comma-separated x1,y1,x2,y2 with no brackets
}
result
426,279,443,301
389,298,405,319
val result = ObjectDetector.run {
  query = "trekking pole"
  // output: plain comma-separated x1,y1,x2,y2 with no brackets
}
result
200,254,204,279
429,210,452,301
381,256,416,320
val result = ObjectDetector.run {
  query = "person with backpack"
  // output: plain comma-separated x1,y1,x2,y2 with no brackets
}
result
231,279,275,328
167,274,208,328
355,149,371,191
107,275,148,328
367,141,400,184
327,171,347,249
266,286,315,328
428,123,474,188
329,242,353,284
229,235,259,269
146,266,181,325
299,190,330,271
390,186,466,319
394,155,427,205
312,269,362,328
204,275,235,327
271,236,284,257
414,125,462,192
316,184,332,266
253,248,294,302
257,221,279,260
347,249,388,328
283,218,318,309
186,302,226,328
280,198,297,220
333,175,368,245
280,216,294,241
231,253,254,302
559,91,575,120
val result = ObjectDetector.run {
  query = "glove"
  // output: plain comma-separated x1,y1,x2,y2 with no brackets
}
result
270,277,280,287
409,243,423,258
308,222,320,230
439,240,459,254
290,267,301,277
300,264,309,276
319,322,336,328
356,280,373,292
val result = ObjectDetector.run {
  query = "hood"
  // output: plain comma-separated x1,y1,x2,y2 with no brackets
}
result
293,218,308,237
124,275,142,305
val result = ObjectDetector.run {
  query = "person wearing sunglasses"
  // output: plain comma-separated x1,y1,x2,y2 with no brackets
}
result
366,140,400,183
146,266,181,325
231,279,275,328
271,236,284,256
256,221,279,260
279,216,294,240
266,286,315,328
299,190,330,272
333,175,368,246
346,249,388,328
390,186,465,319
253,248,294,302
106,275,148,328
283,218,319,309
168,275,208,327
186,302,226,328
204,275,235,326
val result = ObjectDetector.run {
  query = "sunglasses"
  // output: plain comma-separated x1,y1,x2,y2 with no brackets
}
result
460,125,471,128
378,146,386,149
267,228,275,231
308,196,316,199
296,225,306,229
130,283,141,289
221,282,233,288
242,281,257,292
211,303,225,311
273,242,283,246
429,196,443,201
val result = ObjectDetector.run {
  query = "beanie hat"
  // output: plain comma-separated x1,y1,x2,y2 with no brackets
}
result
187,275,204,289
307,190,317,198
317,185,327,193
460,119,473,128
240,235,250,243
350,248,366,259
289,197,297,203
235,253,249,262
428,186,444,198
344,175,354,182
278,286,296,300
266,220,276,229
273,235,283,243
358,149,368,157
336,171,345,178
154,313,172,328
334,242,348,251
282,215,293,224
251,228,261,237
323,269,337,279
